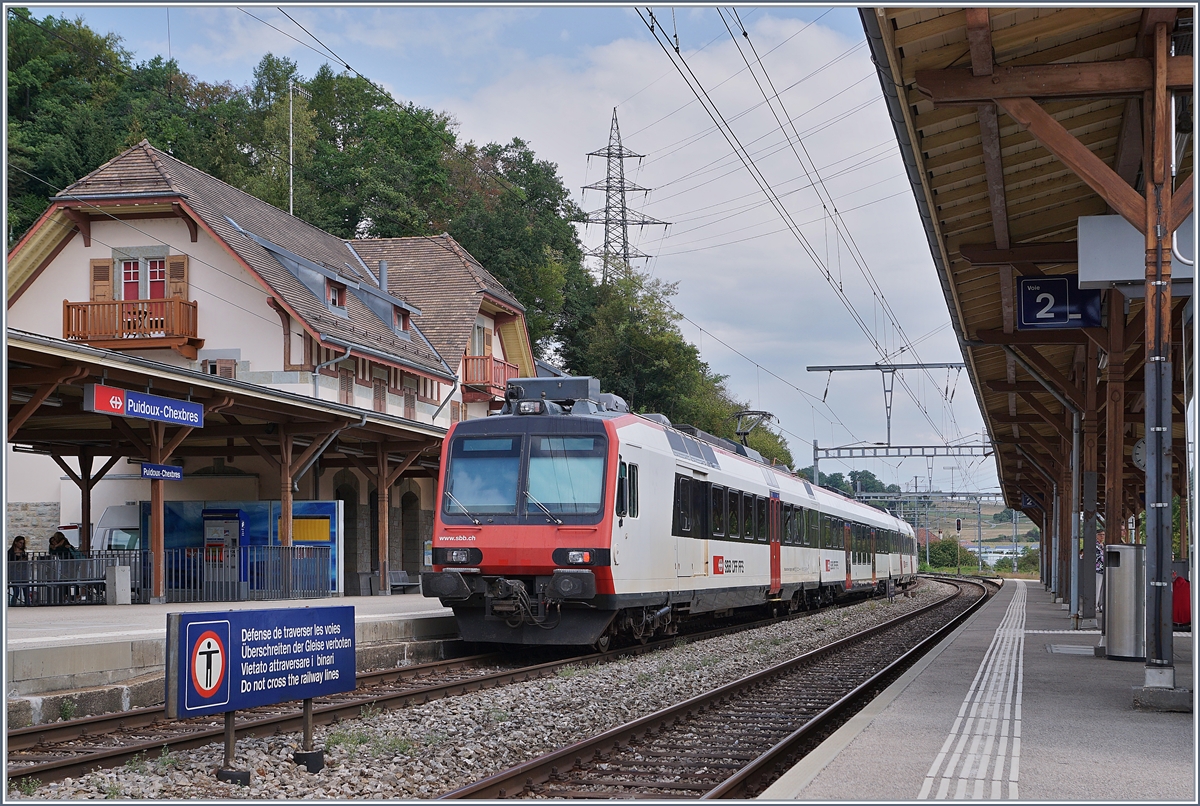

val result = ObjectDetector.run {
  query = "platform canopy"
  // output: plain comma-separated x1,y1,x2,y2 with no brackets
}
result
862,8,1193,528
7,329,444,600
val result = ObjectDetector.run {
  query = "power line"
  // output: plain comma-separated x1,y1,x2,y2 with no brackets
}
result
722,8,966,449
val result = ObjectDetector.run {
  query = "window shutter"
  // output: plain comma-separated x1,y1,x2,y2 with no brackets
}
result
483,329,493,356
450,401,460,422
167,254,189,299
373,379,386,413
339,369,354,405
404,392,416,420
90,259,114,302
201,359,236,379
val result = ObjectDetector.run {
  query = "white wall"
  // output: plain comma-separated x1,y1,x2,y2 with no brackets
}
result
9,218,281,373
5,449,62,502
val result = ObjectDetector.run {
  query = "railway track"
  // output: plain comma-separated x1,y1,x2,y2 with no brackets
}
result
6,587,885,788
441,577,992,799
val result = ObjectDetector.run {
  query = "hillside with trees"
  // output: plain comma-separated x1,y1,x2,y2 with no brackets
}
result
6,8,793,467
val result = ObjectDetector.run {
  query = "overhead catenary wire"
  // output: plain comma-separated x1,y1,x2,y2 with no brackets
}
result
639,8,973,485
722,8,965,447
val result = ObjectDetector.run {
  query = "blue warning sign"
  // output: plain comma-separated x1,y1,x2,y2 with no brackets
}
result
166,606,355,719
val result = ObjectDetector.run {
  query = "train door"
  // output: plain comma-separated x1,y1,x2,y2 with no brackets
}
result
871,528,877,586
768,493,781,595
844,521,852,591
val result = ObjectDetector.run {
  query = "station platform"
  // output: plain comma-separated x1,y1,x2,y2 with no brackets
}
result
763,579,1195,801
5,594,457,726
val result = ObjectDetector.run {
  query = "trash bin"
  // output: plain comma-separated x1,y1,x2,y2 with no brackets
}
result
1105,544,1145,661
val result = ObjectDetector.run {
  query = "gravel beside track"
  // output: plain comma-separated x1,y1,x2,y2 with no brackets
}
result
13,581,953,800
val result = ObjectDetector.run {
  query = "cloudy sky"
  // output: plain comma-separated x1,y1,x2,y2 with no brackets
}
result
32,4,998,494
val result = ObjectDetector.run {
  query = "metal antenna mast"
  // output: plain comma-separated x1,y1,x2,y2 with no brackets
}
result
582,108,669,283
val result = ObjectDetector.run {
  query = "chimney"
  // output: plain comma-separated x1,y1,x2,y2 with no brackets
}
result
378,260,388,290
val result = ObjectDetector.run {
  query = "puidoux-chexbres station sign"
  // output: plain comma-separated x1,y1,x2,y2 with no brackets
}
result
83,383,205,427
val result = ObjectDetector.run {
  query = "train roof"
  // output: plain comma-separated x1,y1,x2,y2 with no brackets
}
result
493,376,913,535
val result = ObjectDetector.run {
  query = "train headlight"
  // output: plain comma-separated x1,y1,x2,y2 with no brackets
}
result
516,400,544,415
566,550,592,565
447,548,472,564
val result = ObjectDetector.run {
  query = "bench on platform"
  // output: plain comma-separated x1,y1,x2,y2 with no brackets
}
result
389,570,420,594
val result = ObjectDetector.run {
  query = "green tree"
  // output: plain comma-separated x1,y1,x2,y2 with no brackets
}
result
1017,547,1040,574
450,138,584,353
7,7,130,242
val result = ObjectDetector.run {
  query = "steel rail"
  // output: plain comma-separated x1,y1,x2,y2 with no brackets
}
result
439,577,988,799
6,588,882,787
6,653,502,753
705,577,994,798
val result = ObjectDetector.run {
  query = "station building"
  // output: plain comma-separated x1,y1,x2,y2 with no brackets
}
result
6,139,535,599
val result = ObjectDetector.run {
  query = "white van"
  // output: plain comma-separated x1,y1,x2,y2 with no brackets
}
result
94,505,141,550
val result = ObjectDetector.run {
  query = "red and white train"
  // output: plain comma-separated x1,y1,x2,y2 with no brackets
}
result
422,377,918,648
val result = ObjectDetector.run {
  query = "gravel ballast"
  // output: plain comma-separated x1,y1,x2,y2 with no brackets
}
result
14,581,956,800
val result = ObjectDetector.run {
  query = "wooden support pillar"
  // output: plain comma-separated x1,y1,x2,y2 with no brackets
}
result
52,448,123,553
1105,290,1127,546
1142,20,1175,687
149,422,166,602
1081,341,1099,619
347,441,433,595
1059,441,1072,601
377,447,391,594
279,431,294,547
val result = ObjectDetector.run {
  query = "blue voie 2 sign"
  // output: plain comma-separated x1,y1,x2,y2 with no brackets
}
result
1017,275,1102,330
166,606,354,719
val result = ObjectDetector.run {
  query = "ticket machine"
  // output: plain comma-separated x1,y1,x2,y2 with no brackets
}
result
202,509,248,600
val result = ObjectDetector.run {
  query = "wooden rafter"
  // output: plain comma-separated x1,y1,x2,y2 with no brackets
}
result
996,96,1146,229
964,8,1009,250
959,242,1077,265
916,57,1193,104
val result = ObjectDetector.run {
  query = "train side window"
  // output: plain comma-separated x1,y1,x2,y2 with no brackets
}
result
783,505,794,545
616,460,628,517
628,464,639,518
756,497,768,542
742,492,753,539
677,476,692,533
726,488,740,537
711,485,725,537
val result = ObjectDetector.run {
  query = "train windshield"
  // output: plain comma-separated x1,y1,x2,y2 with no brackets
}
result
444,436,522,515
527,435,607,515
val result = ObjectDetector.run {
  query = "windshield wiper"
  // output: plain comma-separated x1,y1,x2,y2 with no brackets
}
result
525,490,563,525
444,491,480,525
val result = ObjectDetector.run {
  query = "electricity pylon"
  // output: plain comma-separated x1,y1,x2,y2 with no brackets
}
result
582,108,669,283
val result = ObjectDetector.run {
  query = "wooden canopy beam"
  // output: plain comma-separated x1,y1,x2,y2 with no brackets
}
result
959,242,1077,265
7,365,89,440
916,57,1193,105
964,8,1009,250
975,328,1101,345
997,96,1147,229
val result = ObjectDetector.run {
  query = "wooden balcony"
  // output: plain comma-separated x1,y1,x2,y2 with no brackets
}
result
461,354,519,402
63,298,204,359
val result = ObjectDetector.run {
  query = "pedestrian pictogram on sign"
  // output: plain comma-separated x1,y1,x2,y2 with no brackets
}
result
184,620,230,711
192,631,225,697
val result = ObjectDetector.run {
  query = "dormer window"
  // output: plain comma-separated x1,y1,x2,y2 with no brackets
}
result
328,280,346,309
394,307,410,331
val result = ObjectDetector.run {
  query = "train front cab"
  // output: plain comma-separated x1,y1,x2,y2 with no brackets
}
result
421,413,623,646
